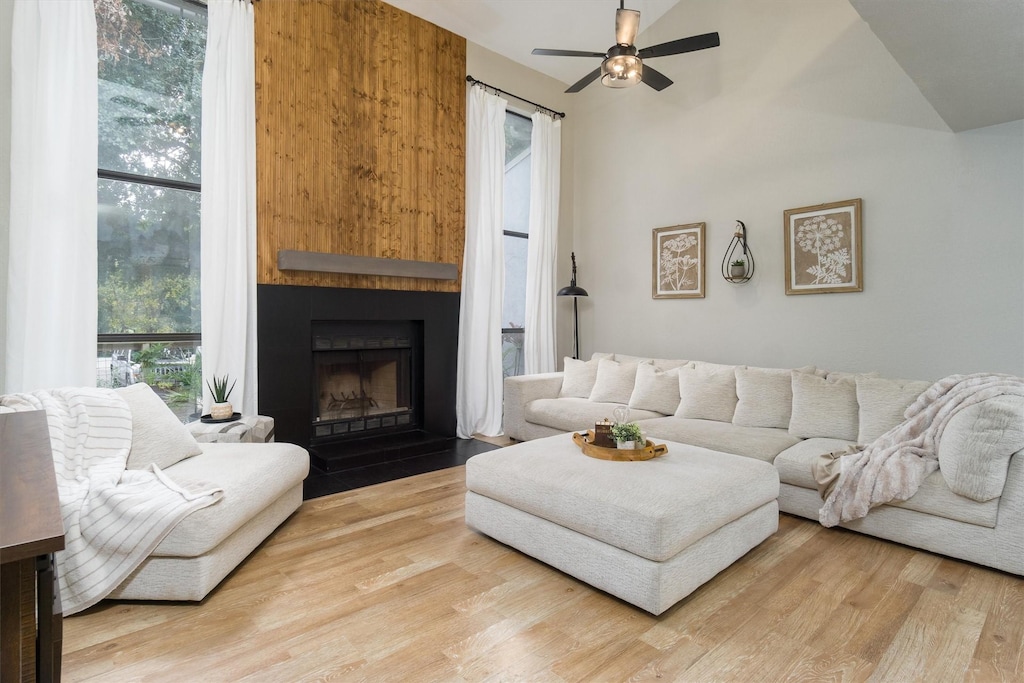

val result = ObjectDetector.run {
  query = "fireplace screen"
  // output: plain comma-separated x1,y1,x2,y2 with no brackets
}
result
312,346,414,440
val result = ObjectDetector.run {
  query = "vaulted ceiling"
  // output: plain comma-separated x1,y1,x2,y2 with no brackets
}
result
386,0,1024,132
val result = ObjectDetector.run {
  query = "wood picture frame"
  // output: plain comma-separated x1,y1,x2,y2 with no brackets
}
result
653,223,705,299
784,198,863,295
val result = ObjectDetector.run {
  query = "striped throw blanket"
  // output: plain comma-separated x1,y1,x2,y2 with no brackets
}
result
1,388,222,615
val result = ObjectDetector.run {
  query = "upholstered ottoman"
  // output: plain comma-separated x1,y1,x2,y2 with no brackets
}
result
465,433,780,615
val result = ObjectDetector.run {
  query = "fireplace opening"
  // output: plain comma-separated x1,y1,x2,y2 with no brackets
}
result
310,321,421,444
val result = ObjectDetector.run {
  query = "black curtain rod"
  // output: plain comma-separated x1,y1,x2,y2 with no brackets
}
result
466,75,565,120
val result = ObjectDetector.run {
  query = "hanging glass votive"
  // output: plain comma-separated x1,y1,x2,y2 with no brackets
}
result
721,220,755,283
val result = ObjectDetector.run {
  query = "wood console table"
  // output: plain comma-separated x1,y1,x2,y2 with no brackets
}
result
1,411,64,683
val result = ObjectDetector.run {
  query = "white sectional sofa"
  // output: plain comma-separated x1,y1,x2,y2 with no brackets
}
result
503,353,1024,576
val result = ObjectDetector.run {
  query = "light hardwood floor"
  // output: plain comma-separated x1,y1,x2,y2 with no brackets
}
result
63,466,1023,682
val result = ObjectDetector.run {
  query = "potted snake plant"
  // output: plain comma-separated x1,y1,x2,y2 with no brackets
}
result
206,374,237,420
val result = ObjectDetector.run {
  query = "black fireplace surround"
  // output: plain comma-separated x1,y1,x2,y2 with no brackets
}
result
257,285,459,455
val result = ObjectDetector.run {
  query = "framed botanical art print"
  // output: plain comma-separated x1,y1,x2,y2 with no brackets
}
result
653,223,705,299
784,198,863,295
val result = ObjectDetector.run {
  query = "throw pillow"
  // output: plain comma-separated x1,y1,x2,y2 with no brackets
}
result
628,363,683,415
788,373,859,441
558,353,612,398
856,376,932,443
559,357,599,398
117,383,203,470
733,365,819,429
938,395,1024,502
675,364,738,422
589,358,642,404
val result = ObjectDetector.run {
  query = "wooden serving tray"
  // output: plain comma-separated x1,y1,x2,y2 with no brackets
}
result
572,430,668,462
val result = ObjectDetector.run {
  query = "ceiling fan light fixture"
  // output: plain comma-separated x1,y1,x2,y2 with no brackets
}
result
533,4,719,94
601,54,642,88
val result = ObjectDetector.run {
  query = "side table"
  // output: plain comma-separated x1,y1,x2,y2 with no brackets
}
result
187,415,275,444
1,411,65,683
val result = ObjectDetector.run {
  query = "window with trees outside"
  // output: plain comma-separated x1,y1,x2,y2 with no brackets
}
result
502,111,532,378
95,0,206,420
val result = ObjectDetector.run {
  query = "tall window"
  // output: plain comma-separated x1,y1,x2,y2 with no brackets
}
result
501,111,532,378
94,0,206,418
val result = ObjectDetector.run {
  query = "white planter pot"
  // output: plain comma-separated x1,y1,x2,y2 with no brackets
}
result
210,401,233,420
616,440,636,450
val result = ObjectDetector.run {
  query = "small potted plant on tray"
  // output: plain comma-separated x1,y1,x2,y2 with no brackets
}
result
730,258,746,279
207,374,237,420
611,422,644,450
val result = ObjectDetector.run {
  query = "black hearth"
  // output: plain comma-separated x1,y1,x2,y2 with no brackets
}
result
258,285,460,471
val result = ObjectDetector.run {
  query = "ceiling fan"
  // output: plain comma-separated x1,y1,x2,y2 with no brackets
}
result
532,1,720,93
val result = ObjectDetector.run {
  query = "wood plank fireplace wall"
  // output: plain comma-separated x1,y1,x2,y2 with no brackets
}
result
254,0,467,292
253,0,467,448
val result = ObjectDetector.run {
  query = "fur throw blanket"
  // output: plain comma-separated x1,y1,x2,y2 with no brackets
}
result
1,388,222,615
815,373,1024,527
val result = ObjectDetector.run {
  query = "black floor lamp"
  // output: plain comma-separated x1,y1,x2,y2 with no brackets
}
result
557,252,589,360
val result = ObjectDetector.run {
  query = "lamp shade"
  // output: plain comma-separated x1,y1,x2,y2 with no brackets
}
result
557,285,589,297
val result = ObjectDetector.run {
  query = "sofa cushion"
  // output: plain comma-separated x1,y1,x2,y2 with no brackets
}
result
733,365,819,429
559,356,603,398
613,353,689,372
652,359,690,371
774,437,856,489
825,370,881,381
938,396,1024,502
589,358,641,404
675,364,737,422
775,438,998,527
639,417,800,462
117,383,202,471
856,376,931,443
890,471,998,528
526,398,662,433
789,373,859,441
628,364,681,415
690,360,738,373
154,442,309,557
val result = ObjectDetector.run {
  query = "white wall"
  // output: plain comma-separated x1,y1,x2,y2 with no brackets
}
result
466,42,580,364
570,0,1024,379
0,0,13,389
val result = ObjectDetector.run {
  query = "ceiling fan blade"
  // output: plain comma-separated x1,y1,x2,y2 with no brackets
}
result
565,67,602,93
532,48,606,58
640,63,673,91
615,8,640,46
637,32,720,60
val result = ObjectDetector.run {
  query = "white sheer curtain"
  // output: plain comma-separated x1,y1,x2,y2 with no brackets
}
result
456,86,507,438
200,0,258,415
523,111,561,375
5,0,97,392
